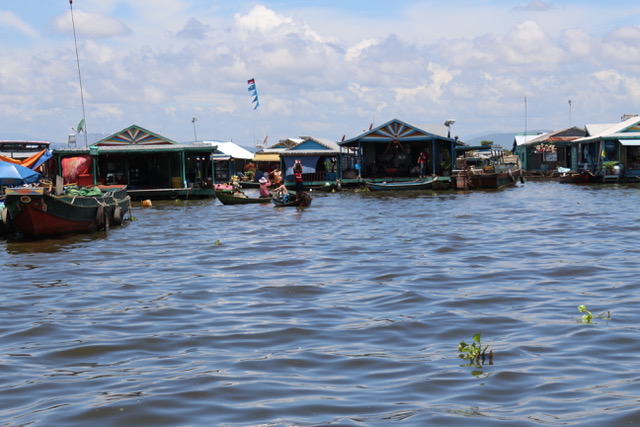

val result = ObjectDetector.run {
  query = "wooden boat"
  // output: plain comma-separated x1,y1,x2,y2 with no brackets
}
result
558,170,596,184
453,149,523,190
215,191,271,205
272,192,312,207
466,166,523,189
364,177,438,191
2,185,130,238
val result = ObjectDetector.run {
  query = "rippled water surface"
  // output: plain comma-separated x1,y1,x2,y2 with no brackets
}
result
2,181,640,426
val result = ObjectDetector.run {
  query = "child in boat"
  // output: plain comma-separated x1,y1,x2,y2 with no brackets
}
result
258,176,271,198
273,183,290,202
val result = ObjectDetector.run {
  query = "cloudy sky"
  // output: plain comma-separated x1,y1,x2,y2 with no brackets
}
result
1,0,640,146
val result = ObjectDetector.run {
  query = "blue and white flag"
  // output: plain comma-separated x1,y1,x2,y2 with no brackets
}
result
247,78,259,110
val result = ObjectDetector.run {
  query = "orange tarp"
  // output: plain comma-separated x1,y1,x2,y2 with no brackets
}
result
0,149,49,169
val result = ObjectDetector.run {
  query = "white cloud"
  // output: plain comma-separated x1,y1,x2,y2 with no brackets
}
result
602,26,640,64
51,10,131,38
0,11,39,38
560,28,594,59
234,5,293,40
4,2,640,143
499,20,564,65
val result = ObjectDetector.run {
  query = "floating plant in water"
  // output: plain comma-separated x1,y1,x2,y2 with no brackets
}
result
458,332,492,367
578,304,611,324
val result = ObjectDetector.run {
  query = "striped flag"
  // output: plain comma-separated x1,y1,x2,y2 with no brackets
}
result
247,78,259,110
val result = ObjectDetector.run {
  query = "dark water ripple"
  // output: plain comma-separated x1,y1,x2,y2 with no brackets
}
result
2,182,640,426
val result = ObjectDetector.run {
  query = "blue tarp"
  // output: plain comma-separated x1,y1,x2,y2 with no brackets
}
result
0,161,40,186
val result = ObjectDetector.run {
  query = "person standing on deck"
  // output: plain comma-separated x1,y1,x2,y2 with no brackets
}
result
293,160,304,194
418,150,429,178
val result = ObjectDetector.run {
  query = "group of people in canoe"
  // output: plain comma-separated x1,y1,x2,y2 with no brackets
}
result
258,160,304,204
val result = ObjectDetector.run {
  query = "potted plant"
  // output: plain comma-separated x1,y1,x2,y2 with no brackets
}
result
440,159,452,175
602,160,618,174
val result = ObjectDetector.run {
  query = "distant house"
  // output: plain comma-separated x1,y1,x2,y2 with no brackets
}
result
250,138,302,181
53,124,218,199
339,118,460,180
572,114,640,180
279,137,341,184
516,127,586,172
206,141,254,182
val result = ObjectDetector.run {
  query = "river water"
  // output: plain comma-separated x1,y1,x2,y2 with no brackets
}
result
1,181,639,426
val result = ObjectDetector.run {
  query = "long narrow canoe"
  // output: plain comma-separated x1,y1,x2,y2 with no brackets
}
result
215,191,271,205
364,177,438,191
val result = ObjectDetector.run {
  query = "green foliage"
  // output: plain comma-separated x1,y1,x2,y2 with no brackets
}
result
578,304,592,323
440,160,452,170
480,140,493,146
458,332,492,366
578,304,611,324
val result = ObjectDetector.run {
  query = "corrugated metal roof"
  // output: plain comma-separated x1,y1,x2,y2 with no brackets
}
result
204,141,254,159
521,127,586,146
513,133,543,146
578,115,640,143
56,144,217,155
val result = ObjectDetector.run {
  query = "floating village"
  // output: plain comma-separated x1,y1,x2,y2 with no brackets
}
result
1,112,640,238
3,2,639,239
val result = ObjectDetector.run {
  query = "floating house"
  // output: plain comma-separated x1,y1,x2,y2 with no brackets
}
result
516,127,586,174
339,118,460,183
279,137,340,186
206,141,254,183
53,125,218,199
571,114,640,181
252,138,301,178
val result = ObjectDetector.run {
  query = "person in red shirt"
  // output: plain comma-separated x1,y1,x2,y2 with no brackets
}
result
418,150,429,178
293,160,304,194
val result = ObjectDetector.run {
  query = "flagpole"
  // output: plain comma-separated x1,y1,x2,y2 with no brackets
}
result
69,0,88,146
524,95,528,139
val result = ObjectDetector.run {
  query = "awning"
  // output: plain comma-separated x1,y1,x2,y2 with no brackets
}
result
618,139,640,146
211,155,231,161
253,153,280,162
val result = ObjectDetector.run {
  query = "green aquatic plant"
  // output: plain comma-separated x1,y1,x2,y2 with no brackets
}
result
458,332,492,365
578,304,611,324
578,304,592,323
214,239,222,246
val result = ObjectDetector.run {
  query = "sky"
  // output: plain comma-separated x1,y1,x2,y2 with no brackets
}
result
1,0,640,147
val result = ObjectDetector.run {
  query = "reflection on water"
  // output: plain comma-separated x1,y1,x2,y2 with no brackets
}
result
2,182,640,426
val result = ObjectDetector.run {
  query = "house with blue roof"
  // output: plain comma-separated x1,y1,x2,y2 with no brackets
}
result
338,118,460,182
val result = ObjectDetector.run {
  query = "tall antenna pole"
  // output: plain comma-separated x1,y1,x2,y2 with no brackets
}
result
69,0,88,146
524,96,528,138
